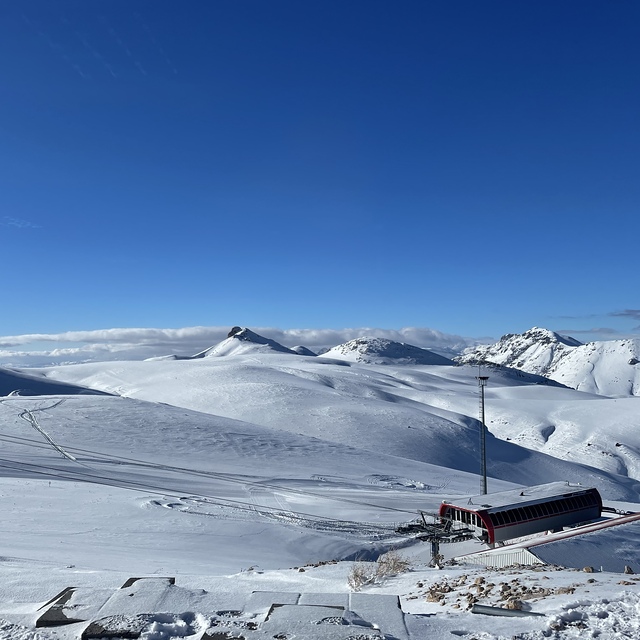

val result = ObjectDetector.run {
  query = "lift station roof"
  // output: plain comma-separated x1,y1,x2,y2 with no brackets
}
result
442,482,598,513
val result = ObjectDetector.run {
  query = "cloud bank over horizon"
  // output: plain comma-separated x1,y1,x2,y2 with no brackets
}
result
0,325,480,368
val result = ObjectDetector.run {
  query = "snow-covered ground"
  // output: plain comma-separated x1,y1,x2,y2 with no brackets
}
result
33,352,640,496
2,331,640,638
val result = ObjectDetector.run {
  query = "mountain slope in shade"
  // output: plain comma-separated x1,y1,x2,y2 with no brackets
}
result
322,336,454,365
0,366,111,397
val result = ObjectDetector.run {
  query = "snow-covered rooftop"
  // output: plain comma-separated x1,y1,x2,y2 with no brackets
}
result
445,482,597,512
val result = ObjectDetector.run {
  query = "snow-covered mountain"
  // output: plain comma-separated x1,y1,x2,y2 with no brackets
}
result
458,327,640,397
146,326,300,360
193,326,300,358
457,327,582,374
322,336,454,365
290,344,317,356
148,329,454,366
4,326,640,638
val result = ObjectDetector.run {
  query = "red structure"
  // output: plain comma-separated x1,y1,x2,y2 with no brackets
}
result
439,482,602,545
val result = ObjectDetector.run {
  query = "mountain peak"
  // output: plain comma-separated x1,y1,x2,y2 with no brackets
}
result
322,336,454,365
193,327,298,358
457,326,582,376
515,327,582,348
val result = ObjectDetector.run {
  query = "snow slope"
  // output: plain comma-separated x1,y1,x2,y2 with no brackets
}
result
0,393,473,575
547,338,640,396
32,353,640,499
3,328,640,638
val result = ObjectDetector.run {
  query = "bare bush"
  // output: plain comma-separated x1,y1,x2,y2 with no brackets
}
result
348,550,411,591
375,549,411,579
347,562,376,591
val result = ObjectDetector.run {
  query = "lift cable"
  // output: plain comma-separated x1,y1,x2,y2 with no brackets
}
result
0,456,409,538
0,430,423,517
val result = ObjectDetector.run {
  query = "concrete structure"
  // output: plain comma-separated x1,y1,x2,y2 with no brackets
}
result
34,577,411,639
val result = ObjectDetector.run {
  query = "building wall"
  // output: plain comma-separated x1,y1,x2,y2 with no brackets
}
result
455,548,544,569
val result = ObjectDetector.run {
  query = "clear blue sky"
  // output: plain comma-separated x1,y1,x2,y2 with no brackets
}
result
2,0,639,342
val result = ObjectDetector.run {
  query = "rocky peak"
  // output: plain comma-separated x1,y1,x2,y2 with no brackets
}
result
456,327,582,377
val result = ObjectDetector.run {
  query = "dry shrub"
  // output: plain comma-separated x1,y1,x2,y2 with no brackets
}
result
348,550,411,591
375,549,411,579
347,562,375,591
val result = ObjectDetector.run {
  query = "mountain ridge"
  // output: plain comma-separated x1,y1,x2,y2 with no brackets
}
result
319,336,455,365
458,327,640,397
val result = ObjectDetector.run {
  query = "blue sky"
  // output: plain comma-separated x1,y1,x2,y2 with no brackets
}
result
1,0,639,357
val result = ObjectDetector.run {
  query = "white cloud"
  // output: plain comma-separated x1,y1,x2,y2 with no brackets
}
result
1,216,41,229
0,326,223,348
0,325,481,367
267,327,474,355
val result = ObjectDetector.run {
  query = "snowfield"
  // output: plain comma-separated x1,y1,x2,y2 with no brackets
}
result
1,328,640,638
